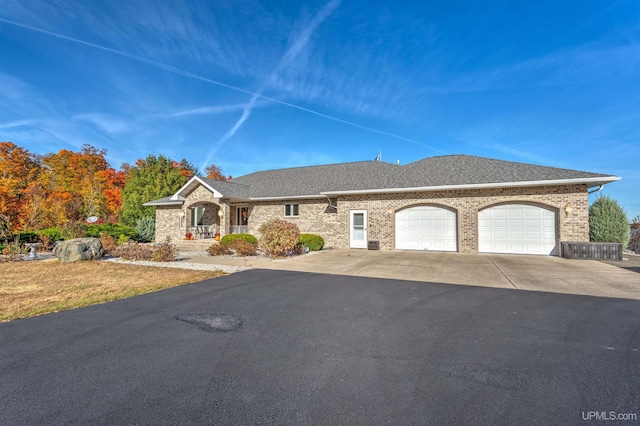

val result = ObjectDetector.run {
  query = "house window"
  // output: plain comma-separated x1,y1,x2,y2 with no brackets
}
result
190,206,204,226
237,207,249,225
284,204,299,217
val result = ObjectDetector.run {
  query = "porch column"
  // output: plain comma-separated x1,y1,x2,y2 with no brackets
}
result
220,202,231,237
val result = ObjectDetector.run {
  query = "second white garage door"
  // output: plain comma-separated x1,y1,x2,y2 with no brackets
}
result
478,204,557,255
395,206,457,251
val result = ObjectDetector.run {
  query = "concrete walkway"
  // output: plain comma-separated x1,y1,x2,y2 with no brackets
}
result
181,249,639,300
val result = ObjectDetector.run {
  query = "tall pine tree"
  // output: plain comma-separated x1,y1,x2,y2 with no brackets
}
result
121,154,193,226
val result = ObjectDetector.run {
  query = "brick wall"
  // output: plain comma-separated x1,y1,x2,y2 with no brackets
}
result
333,184,588,253
155,206,183,243
245,198,343,248
155,183,589,254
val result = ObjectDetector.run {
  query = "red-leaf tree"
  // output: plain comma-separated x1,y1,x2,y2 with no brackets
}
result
205,164,229,180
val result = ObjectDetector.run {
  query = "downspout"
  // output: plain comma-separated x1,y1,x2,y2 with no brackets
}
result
588,184,604,195
324,195,337,209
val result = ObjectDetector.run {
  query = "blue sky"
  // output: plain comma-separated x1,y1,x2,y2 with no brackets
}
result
0,0,638,218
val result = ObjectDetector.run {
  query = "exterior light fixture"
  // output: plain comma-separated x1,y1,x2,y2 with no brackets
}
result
386,208,393,216
218,209,224,218
564,204,572,216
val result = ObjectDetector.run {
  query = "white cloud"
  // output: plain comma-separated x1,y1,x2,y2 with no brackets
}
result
0,73,33,100
0,119,39,129
73,113,133,135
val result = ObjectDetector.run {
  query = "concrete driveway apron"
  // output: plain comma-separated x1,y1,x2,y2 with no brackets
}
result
257,249,640,299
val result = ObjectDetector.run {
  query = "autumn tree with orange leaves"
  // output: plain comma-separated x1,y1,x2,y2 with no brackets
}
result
1,141,209,233
0,142,42,232
37,145,126,227
0,142,126,231
205,164,230,180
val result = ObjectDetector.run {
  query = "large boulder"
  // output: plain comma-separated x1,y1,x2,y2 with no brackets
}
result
54,238,104,262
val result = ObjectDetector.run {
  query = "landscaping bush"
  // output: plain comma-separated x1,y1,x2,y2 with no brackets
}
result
208,243,231,256
117,234,131,244
629,216,640,253
99,232,117,256
86,223,139,241
299,234,324,251
220,233,258,246
151,239,178,262
230,239,257,256
589,195,631,248
0,237,24,262
37,227,63,242
115,242,153,261
1,231,38,246
61,221,87,240
258,219,300,258
135,216,156,242
37,234,55,251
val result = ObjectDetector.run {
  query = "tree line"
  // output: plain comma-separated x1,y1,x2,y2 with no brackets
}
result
0,141,228,235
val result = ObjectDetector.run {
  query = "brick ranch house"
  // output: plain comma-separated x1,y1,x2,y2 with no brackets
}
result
144,155,619,256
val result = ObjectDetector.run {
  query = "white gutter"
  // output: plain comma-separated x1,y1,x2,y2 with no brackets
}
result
142,200,183,206
248,194,326,201
320,176,620,196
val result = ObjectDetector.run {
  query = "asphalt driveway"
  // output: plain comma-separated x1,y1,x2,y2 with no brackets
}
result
1,270,639,425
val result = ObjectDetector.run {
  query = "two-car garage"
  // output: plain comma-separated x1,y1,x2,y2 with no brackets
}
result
395,204,558,255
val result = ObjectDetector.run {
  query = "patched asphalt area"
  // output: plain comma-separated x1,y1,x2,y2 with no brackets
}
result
175,313,245,332
1,269,639,425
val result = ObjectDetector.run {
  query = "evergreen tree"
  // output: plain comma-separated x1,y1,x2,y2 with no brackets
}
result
121,155,192,226
589,195,631,248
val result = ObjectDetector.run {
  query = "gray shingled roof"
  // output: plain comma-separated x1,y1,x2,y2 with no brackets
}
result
200,178,250,199
228,155,616,198
230,160,400,198
145,155,618,205
142,196,183,206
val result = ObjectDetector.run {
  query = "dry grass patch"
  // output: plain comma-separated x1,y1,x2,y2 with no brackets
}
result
0,260,224,322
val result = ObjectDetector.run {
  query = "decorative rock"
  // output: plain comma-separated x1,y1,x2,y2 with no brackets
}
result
53,238,104,262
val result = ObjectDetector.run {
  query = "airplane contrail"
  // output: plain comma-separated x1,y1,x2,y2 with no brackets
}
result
0,16,445,160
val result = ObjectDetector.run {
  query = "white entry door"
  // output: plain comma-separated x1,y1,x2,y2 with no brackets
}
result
395,206,457,251
350,210,367,248
478,204,557,255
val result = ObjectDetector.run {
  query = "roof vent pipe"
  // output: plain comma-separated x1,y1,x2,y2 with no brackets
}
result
588,184,604,195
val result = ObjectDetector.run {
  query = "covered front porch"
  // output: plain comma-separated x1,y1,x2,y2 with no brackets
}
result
183,202,251,240
146,175,254,243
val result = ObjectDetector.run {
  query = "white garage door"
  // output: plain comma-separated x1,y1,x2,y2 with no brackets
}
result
395,206,457,251
478,204,557,255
